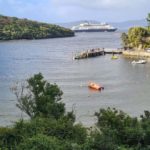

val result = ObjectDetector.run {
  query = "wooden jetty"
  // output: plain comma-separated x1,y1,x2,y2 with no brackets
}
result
73,48,122,60
73,48,105,60
104,49,122,54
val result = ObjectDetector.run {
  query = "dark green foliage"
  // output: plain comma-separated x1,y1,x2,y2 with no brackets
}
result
128,27,149,48
0,127,22,149
0,15,74,40
17,134,70,150
1,73,150,149
14,73,65,119
147,13,150,26
121,32,129,49
1,106,150,150
95,107,139,132
0,117,86,149
140,111,150,146
13,117,87,145
121,27,150,49
93,107,150,150
91,133,118,150
2,73,87,149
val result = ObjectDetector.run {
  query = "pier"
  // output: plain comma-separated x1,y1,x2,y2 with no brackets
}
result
73,48,105,59
73,48,122,60
104,49,122,54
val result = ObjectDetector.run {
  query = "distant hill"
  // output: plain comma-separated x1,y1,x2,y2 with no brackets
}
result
0,15,74,40
58,19,147,30
110,19,147,30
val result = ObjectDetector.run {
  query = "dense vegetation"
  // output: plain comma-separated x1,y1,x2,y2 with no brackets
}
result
0,73,150,149
121,13,150,50
0,15,74,40
147,13,150,27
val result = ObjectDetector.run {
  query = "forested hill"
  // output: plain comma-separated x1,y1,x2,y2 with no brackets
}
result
0,15,74,40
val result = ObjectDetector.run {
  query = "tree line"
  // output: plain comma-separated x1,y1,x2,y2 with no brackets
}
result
0,15,74,40
121,13,150,50
0,73,150,150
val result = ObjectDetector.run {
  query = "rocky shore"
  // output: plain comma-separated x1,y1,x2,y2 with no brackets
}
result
123,50,150,59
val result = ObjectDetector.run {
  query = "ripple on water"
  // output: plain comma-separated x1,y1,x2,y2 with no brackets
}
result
0,31,150,126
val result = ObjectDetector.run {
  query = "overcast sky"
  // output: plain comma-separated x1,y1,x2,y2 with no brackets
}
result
0,0,149,23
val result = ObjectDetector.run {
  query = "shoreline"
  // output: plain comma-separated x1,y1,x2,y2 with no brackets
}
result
123,50,150,59
0,34,75,41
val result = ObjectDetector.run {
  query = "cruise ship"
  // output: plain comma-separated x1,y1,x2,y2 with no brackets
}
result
71,22,117,32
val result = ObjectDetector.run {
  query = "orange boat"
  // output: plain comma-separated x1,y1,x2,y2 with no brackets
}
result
88,82,104,90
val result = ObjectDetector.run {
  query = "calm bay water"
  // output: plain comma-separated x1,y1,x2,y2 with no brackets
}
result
0,31,150,126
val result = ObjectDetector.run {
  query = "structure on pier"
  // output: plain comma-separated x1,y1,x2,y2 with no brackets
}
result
73,48,105,59
73,48,122,60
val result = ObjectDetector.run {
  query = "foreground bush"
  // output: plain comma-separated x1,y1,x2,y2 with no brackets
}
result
17,134,70,150
0,73,150,149
93,108,150,150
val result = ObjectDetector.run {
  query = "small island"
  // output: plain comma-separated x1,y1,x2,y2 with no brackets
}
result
0,15,74,40
122,13,150,59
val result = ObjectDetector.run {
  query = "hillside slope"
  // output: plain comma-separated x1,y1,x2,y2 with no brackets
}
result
0,15,74,40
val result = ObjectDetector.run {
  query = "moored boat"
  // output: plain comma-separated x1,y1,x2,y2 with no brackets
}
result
131,59,147,64
111,55,118,60
88,82,104,91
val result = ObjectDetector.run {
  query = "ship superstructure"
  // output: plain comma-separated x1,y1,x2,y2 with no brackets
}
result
71,22,117,32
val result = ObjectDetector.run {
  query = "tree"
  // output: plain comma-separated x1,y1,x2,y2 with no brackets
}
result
121,13,150,50
17,134,70,150
127,27,148,49
0,15,74,40
147,13,150,27
121,32,129,49
12,73,65,119
93,108,149,149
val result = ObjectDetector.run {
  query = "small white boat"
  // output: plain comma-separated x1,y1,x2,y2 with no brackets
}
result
131,60,147,64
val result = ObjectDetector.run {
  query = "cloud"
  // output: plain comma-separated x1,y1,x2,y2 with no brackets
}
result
52,0,146,9
0,0,58,22
55,0,150,21
0,0,149,22
51,0,150,22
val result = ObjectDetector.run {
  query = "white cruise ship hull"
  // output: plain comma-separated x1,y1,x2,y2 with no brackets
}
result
71,22,117,32
73,28,117,32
